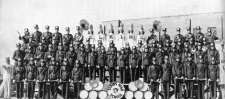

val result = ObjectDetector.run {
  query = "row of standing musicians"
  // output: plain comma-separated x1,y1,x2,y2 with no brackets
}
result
13,24,220,99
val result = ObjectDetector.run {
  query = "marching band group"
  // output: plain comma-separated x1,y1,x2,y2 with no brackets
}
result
12,23,220,99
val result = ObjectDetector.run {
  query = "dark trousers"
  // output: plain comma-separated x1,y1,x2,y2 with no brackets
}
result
209,81,217,99
174,78,183,99
162,81,170,99
185,80,194,98
130,67,136,81
120,67,125,83
89,66,96,80
62,82,69,99
16,81,24,99
197,80,205,99
27,82,35,99
38,82,46,99
82,66,87,83
74,82,81,99
48,82,58,99
151,81,160,99
109,67,116,82
98,67,105,82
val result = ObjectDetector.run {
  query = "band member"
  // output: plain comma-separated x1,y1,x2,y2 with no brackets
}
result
147,28,158,45
156,44,164,65
161,55,172,99
53,26,62,45
87,45,98,80
208,57,220,99
26,58,36,99
32,24,42,43
63,27,73,46
127,24,136,47
137,25,146,46
116,24,125,50
195,26,205,43
35,43,46,59
147,57,162,99
172,55,184,99
13,43,25,61
36,59,47,99
45,44,56,61
129,46,139,81
47,58,58,99
142,46,150,81
207,42,220,65
42,25,52,44
107,41,117,82
71,60,82,99
174,27,184,44
196,55,207,99
205,28,218,43
77,44,87,83
14,58,25,99
66,44,76,69
118,48,126,83
108,24,115,45
87,25,96,45
19,28,30,44
97,41,106,82
97,25,106,45
60,59,70,99
74,26,84,46
160,28,171,47
184,53,196,99
56,43,65,66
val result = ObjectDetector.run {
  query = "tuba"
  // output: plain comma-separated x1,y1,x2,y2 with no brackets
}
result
80,19,89,30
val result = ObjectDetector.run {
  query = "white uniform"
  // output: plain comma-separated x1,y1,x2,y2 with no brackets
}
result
127,33,136,48
0,64,13,98
116,33,125,50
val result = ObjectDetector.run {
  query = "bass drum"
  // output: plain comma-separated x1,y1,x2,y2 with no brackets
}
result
140,82,149,91
79,90,88,99
84,82,92,91
128,82,137,91
134,91,143,99
98,91,107,99
144,91,152,99
125,91,133,99
89,91,98,99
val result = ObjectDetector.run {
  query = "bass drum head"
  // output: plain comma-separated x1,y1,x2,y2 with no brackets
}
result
90,80,99,89
84,82,92,91
80,90,88,99
134,91,143,99
89,91,98,99
128,82,137,91
144,91,152,99
94,81,103,91
125,91,133,99
135,80,144,89
140,82,149,91
98,91,108,99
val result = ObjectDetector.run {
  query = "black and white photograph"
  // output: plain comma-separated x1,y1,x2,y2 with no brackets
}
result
0,0,224,99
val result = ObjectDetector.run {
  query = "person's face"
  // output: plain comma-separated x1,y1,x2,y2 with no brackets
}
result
55,29,59,32
46,28,49,32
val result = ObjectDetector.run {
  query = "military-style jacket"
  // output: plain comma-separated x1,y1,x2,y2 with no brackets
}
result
42,32,52,44
63,34,73,45
26,63,36,80
97,47,106,67
161,63,172,82
184,61,196,79
208,64,219,81
107,47,117,68
53,32,62,44
129,52,139,68
147,64,162,81
142,52,150,66
32,31,42,43
13,49,25,61
118,53,126,68
207,49,220,65
14,65,25,81
77,49,86,65
196,59,207,79
56,51,66,64
87,50,98,67
60,65,69,81
71,67,82,82
172,61,184,78
37,66,47,81
48,64,58,80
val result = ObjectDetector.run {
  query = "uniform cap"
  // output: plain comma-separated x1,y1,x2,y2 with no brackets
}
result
55,26,59,30
45,25,50,29
34,24,39,29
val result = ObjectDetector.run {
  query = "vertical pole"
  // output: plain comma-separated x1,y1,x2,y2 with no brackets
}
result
190,18,192,33
221,16,224,40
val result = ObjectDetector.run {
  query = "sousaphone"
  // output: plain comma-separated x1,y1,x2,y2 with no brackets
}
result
80,19,89,30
